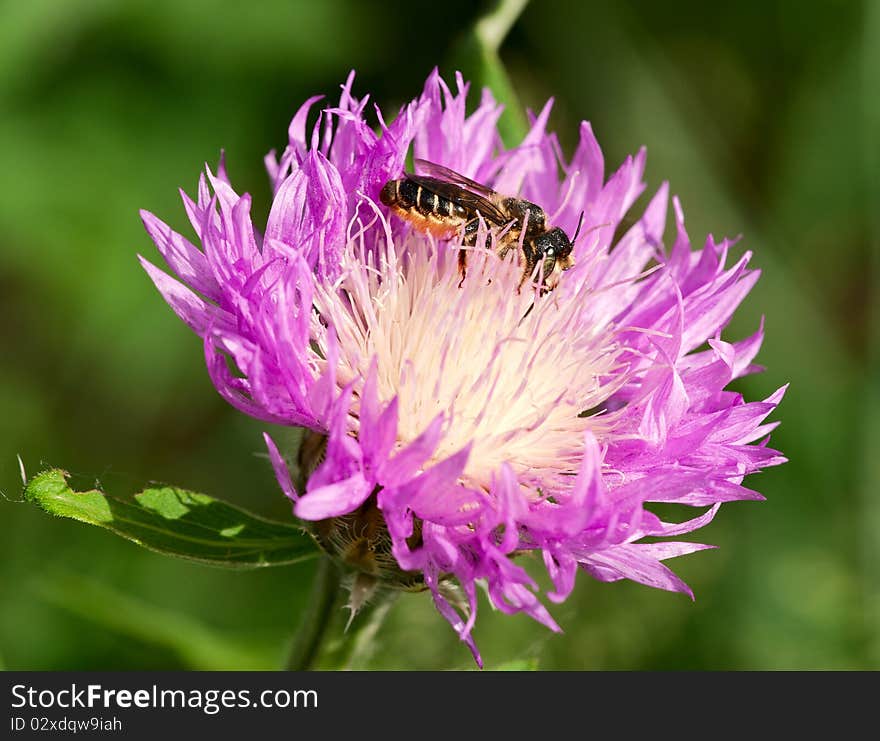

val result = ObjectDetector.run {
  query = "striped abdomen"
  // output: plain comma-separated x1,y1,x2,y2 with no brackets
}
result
380,178,470,237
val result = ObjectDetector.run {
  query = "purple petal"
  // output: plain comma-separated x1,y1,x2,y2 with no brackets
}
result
581,543,710,598
263,432,298,502
140,210,220,300
139,256,229,335
295,472,372,520
381,414,444,486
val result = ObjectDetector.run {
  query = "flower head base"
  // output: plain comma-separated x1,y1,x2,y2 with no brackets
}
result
140,70,786,666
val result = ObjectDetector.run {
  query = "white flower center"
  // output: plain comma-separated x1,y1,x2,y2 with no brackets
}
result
313,220,625,495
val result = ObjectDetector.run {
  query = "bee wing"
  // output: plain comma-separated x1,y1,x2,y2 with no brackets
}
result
413,159,499,198
407,162,510,226
407,175,511,226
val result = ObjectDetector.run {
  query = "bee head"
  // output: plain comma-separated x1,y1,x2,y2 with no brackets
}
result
534,228,574,266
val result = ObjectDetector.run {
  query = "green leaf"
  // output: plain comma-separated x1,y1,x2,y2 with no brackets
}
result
448,0,530,147
24,469,319,569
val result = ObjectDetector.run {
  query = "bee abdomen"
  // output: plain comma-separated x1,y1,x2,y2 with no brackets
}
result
379,180,399,207
381,178,464,221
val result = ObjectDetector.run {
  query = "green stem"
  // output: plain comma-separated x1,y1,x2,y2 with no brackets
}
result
446,0,530,148
285,556,341,671
474,0,529,53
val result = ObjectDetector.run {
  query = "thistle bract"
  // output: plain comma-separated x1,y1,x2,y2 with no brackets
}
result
140,70,786,666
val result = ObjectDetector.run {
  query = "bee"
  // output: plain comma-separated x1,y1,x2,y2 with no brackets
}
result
380,159,583,289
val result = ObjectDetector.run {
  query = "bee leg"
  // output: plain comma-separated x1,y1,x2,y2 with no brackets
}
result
458,218,481,288
462,217,481,245
517,257,539,294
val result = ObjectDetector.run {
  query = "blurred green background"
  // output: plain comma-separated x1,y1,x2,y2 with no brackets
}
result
1,0,877,670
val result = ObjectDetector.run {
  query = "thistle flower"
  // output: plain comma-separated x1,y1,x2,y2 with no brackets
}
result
139,70,786,666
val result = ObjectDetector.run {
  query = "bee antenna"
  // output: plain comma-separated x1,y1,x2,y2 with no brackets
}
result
571,211,586,245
